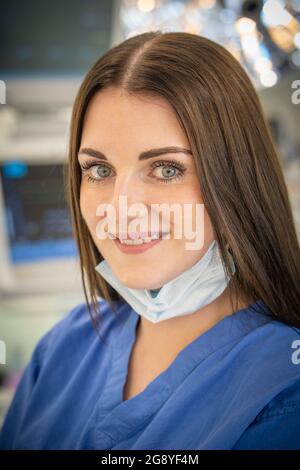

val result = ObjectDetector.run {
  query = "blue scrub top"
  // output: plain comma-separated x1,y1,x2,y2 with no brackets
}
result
0,298,300,450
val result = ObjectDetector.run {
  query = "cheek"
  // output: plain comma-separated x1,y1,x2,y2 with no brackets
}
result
168,182,213,247
170,184,204,234
79,185,98,227
80,185,112,247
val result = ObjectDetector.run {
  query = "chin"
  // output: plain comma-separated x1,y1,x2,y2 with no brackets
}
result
118,276,160,291
122,282,156,290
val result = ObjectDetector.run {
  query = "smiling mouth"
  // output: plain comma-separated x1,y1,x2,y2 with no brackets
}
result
113,236,164,254
108,232,170,244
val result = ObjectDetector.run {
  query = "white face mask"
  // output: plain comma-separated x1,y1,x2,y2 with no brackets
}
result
94,239,236,324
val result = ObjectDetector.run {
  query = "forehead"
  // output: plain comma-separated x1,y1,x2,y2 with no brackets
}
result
81,87,190,149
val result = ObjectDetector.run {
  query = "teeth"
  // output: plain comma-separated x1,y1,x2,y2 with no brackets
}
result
119,237,157,245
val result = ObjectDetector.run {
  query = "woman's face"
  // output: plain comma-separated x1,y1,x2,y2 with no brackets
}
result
79,86,215,289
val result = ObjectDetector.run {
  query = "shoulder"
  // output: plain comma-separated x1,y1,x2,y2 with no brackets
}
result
260,319,300,369
0,298,129,449
32,297,129,366
231,309,300,450
236,303,300,376
3,297,130,401
232,378,300,449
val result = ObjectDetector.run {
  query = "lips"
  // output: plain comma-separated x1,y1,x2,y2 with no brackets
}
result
109,232,169,241
113,236,163,254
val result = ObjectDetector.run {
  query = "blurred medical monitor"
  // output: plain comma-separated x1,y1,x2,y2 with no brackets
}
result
0,160,82,294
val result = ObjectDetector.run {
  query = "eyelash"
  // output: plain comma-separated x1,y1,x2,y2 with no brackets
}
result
80,159,187,184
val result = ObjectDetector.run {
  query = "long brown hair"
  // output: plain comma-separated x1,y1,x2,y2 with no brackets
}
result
66,31,300,338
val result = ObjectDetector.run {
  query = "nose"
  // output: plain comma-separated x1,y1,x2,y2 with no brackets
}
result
110,169,147,206
108,171,148,228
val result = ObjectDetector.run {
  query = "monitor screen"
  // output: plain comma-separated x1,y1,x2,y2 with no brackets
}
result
0,161,77,263
0,0,114,75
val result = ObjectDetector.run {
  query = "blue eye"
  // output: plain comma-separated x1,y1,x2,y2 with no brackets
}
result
80,161,113,183
79,159,186,184
150,159,186,184
90,165,111,179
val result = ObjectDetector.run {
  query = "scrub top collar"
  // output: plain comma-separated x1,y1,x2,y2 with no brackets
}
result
95,299,273,448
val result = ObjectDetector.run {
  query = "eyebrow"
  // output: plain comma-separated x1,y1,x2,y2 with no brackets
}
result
78,146,193,161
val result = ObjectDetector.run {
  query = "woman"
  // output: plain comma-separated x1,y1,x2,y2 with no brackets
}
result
1,31,300,450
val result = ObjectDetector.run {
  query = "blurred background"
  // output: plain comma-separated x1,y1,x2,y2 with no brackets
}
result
0,0,300,424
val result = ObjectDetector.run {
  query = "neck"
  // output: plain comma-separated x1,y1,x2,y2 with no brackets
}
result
136,283,251,350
